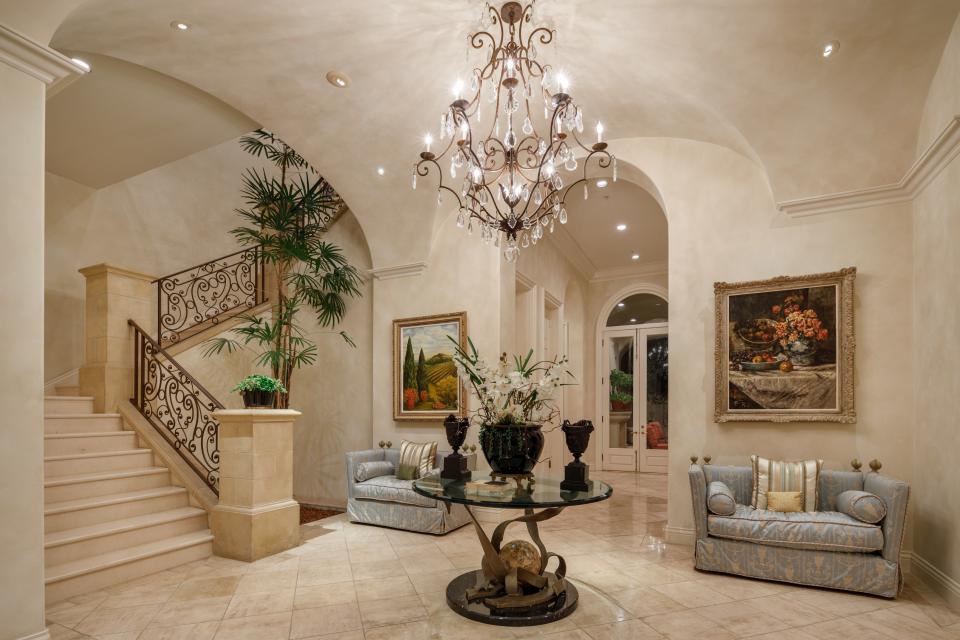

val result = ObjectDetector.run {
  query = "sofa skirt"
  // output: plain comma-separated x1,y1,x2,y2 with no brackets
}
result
347,497,470,535
695,536,900,598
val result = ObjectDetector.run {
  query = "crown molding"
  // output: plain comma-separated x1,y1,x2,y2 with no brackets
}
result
0,24,86,86
590,260,668,284
545,226,597,281
778,115,960,217
369,261,428,280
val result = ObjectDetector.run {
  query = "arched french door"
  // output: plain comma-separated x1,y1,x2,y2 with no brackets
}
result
598,290,669,472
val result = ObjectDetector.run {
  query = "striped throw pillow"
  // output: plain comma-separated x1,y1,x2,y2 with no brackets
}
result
750,455,822,512
398,440,437,479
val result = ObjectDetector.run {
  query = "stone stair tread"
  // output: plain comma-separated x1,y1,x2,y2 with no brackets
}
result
45,412,121,418
45,506,206,548
45,448,152,462
45,486,187,516
44,396,96,401
44,467,168,487
45,530,213,584
44,431,131,439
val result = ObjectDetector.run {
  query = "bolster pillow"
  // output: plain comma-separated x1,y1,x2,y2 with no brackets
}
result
707,481,736,515
354,460,395,483
837,490,887,523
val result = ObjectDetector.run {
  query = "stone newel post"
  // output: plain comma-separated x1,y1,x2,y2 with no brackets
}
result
78,263,154,412
212,409,301,561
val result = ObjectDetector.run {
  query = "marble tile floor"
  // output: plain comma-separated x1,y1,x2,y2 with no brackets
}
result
46,471,960,640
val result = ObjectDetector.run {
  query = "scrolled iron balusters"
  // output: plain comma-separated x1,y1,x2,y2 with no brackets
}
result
155,247,265,345
130,321,222,493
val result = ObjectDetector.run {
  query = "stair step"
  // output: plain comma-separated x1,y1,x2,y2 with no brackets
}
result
45,507,208,567
45,530,213,603
45,413,123,434
45,449,154,477
44,431,137,456
45,467,170,503
55,385,81,397
44,396,95,415
45,487,188,533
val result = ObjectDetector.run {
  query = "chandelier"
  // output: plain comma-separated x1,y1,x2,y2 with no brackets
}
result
413,1,616,261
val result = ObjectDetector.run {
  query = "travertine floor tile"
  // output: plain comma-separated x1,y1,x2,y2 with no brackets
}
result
224,588,295,619
74,603,161,636
290,602,362,638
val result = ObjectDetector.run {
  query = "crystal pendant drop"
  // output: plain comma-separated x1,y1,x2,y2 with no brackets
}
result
494,233,500,248
440,113,447,140
553,174,563,190
479,189,488,205
504,129,516,148
559,208,568,224
529,43,537,59
576,107,583,133
507,213,517,229
470,73,478,92
583,184,588,200
450,159,456,179
565,156,577,171
412,171,417,190
522,117,533,136
467,220,473,235
495,119,500,136
437,192,443,205
538,139,547,156
613,156,618,182
521,185,530,202
550,218,555,233
456,211,465,228
534,189,543,205
505,247,516,262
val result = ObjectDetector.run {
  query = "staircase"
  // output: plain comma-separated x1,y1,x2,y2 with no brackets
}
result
43,393,213,603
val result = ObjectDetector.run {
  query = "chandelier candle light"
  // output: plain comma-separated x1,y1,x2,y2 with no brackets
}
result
413,1,616,261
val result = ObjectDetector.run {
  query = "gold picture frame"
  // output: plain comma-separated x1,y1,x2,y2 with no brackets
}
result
393,311,468,421
714,267,856,423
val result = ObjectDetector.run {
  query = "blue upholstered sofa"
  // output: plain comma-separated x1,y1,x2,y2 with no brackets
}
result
345,448,471,535
688,464,909,597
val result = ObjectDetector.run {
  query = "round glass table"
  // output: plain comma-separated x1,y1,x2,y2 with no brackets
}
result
412,475,613,626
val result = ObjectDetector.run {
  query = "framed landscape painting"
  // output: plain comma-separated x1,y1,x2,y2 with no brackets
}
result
393,312,467,421
714,268,856,423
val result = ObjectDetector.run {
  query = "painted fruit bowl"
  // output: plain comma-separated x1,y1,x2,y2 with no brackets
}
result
737,318,778,347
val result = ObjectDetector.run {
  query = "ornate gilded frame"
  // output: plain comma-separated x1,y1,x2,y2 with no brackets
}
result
714,267,856,423
393,311,468,422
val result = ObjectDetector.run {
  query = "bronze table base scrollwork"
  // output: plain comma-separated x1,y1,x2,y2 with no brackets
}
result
413,476,612,626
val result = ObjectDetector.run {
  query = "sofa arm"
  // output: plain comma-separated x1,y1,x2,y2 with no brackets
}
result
864,472,910,564
345,449,386,499
688,465,708,541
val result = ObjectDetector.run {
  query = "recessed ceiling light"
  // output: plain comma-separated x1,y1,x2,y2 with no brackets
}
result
616,224,627,231
326,71,351,88
170,21,190,31
596,179,608,188
70,57,91,72
617,302,625,308
822,41,839,58
631,253,640,260
630,318,637,323
377,167,385,176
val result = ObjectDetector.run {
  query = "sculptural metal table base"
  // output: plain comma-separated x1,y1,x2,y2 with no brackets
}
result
446,505,577,626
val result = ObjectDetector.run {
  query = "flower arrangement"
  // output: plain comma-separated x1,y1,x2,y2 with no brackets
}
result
771,293,829,365
450,336,570,427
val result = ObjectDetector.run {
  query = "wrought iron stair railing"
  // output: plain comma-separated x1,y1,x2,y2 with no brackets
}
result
129,320,221,494
154,246,266,346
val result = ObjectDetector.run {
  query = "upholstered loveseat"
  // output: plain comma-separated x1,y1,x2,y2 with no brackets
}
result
688,463,909,597
345,448,470,535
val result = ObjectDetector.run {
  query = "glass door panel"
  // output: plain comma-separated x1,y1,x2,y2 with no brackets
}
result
603,331,637,471
639,331,669,472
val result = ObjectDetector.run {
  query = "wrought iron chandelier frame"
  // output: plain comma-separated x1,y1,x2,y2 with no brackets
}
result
413,1,616,260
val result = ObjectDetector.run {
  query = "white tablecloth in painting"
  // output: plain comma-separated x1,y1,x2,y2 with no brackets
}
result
729,365,837,409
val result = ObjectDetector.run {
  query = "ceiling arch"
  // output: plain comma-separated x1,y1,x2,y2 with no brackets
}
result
7,0,956,266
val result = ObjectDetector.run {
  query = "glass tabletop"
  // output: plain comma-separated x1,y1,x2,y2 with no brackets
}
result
412,475,613,509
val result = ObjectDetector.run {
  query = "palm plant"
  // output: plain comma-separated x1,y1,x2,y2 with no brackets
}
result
204,129,362,408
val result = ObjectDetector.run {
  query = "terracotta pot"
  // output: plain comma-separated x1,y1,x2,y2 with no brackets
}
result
479,423,544,475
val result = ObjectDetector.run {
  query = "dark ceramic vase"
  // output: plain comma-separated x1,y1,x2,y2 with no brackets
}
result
443,414,470,453
561,419,594,463
479,423,545,475
242,389,275,408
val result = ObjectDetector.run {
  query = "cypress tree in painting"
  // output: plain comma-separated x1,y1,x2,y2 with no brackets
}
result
416,348,428,397
403,337,417,391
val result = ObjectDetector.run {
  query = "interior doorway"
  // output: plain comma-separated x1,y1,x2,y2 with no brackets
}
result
599,293,669,473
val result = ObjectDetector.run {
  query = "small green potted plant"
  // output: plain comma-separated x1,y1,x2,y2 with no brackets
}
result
232,374,287,409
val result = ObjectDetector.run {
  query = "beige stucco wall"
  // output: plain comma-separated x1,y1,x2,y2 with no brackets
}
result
603,138,915,544
912,14,960,589
0,60,49,640
44,137,262,383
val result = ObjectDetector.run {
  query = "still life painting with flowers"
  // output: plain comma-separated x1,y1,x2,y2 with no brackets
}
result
714,268,856,423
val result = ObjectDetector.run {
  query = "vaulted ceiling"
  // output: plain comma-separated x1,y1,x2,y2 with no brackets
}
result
5,0,958,267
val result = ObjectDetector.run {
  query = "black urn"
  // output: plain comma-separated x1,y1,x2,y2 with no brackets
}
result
560,419,594,491
242,389,275,408
479,423,545,476
441,415,472,481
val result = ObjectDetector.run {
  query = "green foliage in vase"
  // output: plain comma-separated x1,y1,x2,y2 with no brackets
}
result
203,129,362,408
231,374,288,394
